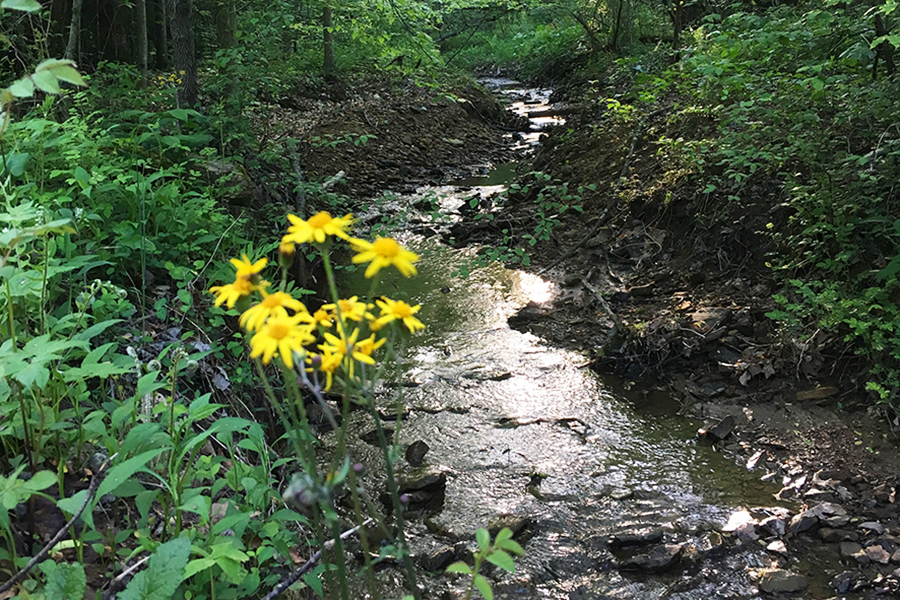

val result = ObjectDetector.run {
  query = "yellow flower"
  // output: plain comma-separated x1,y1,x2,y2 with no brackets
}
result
313,308,334,328
322,296,368,322
279,240,296,256
239,289,312,332
374,297,425,333
284,211,353,245
356,332,386,359
320,328,375,370
210,278,256,309
350,237,418,278
229,254,268,280
307,348,342,391
249,313,316,369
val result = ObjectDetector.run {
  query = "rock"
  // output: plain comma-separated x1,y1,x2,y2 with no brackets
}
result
361,427,394,445
867,544,892,564
841,541,863,558
405,441,430,467
795,386,839,401
419,546,455,571
389,468,448,512
821,514,851,528
698,415,735,442
617,544,683,573
789,511,819,534
819,528,859,543
698,531,726,557
758,569,808,593
722,510,758,541
766,540,788,556
892,548,900,564
860,521,887,535
832,571,859,594
610,488,633,500
488,515,531,539
608,528,664,551
690,307,731,332
759,516,788,537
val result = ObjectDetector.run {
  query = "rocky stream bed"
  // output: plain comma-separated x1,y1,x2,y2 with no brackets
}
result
283,76,900,599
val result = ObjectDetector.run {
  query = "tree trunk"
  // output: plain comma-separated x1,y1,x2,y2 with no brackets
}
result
151,0,169,69
135,0,149,80
215,0,236,48
64,0,83,61
323,5,335,80
169,0,198,107
874,12,895,80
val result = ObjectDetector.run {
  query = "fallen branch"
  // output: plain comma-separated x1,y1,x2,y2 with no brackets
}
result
262,519,373,600
538,105,671,276
0,462,109,595
101,555,150,600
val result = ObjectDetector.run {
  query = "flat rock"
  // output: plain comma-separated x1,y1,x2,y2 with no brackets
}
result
819,528,859,542
866,544,891,564
860,521,886,534
795,386,839,401
419,546,455,571
608,528,664,551
840,541,863,558
691,307,731,332
766,540,788,556
758,569,808,593
617,544,683,573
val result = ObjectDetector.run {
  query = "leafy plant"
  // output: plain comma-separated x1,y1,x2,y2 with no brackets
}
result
445,527,525,600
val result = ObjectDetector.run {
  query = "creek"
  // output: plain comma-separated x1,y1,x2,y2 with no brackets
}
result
323,80,818,599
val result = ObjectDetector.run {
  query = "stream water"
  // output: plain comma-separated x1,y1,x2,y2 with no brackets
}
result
326,81,808,599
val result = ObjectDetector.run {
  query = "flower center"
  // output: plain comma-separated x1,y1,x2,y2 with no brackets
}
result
372,237,401,258
235,278,254,293
268,322,289,340
262,294,283,308
393,301,413,318
308,211,332,228
338,299,355,312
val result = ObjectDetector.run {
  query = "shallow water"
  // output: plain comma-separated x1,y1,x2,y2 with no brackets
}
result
334,236,789,599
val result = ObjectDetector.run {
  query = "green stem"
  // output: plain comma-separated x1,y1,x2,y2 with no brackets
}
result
349,468,380,600
5,280,15,349
365,394,419,599
40,237,49,335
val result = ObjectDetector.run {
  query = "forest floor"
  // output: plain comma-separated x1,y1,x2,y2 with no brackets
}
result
286,74,900,597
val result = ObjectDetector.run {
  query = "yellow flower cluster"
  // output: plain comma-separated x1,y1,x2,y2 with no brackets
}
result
155,70,186,88
209,211,424,390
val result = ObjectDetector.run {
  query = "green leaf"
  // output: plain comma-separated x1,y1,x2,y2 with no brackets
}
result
31,70,60,93
46,63,86,87
496,538,525,556
40,561,86,600
183,557,216,579
4,152,29,176
97,448,168,498
494,527,512,545
6,76,35,98
475,528,490,552
444,562,472,575
486,549,515,573
473,574,493,600
0,0,42,12
119,537,191,600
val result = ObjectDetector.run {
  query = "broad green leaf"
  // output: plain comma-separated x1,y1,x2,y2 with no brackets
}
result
57,490,93,529
26,470,57,492
473,574,493,600
0,0,42,12
4,152,29,176
494,527,512,545
444,562,472,575
496,538,525,556
6,76,35,98
97,448,167,498
475,528,490,552
46,64,86,87
486,549,515,573
119,537,191,600
40,561,86,600
31,70,60,94
183,557,216,579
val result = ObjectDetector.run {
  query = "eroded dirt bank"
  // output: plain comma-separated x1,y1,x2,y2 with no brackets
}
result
286,75,900,598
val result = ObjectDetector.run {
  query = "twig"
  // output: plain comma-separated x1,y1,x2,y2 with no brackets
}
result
0,462,109,595
262,519,373,600
581,268,623,337
538,105,671,276
101,555,150,600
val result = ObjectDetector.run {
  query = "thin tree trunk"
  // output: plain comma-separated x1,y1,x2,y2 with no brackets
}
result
135,0,149,81
215,0,236,48
152,0,169,69
169,0,198,107
323,5,335,80
64,0,83,61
